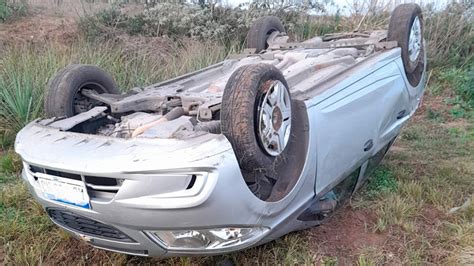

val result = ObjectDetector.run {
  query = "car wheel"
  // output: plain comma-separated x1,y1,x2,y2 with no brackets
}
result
44,64,119,118
221,63,292,175
246,16,285,53
387,3,424,87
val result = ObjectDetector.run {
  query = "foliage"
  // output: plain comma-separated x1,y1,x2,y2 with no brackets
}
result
364,167,398,199
426,108,444,122
428,63,474,119
0,0,27,22
78,3,342,42
0,150,21,174
423,2,474,68
78,8,124,41
438,64,474,109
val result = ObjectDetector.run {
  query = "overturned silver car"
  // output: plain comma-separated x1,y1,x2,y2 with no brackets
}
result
15,4,426,257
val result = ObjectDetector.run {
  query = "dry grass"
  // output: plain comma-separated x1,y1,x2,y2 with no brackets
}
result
423,2,474,67
349,80,474,263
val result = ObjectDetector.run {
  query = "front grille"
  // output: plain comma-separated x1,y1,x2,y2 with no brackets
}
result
46,169,82,181
28,165,123,200
47,208,135,243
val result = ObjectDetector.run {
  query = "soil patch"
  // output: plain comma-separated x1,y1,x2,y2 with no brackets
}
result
309,207,388,263
0,9,174,62
308,197,453,263
0,14,77,47
0,0,144,49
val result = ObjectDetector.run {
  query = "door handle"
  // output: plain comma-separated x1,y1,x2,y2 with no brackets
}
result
364,139,373,152
397,110,406,119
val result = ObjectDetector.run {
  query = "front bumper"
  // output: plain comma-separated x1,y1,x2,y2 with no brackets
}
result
16,122,317,256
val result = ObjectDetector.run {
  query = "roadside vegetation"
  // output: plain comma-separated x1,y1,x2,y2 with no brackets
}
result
0,0,27,22
0,0,472,264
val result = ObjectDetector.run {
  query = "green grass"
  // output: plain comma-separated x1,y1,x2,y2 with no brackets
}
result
353,94,473,263
356,161,472,262
343,62,473,263
363,167,398,200
0,150,21,174
0,179,71,264
437,65,474,108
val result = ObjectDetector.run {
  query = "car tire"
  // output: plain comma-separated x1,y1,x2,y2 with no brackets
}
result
221,63,292,175
246,16,285,53
45,64,119,118
387,3,424,87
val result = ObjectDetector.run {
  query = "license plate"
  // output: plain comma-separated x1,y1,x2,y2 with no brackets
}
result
36,173,90,209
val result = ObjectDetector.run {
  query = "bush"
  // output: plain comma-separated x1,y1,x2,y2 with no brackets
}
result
427,61,474,119
438,63,474,110
0,0,27,22
78,8,127,41
79,3,311,42
78,2,473,68
424,2,474,68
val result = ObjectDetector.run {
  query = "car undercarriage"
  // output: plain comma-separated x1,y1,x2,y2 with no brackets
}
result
45,30,395,139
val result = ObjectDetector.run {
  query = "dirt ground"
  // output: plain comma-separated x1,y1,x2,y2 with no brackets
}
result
0,0,145,47
309,202,452,263
310,208,388,263
0,1,80,47
0,14,76,46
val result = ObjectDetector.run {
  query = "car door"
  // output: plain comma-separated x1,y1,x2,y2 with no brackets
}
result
308,60,410,195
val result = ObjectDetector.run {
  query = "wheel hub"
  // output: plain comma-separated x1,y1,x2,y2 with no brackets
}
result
271,106,283,131
258,80,292,156
73,83,107,115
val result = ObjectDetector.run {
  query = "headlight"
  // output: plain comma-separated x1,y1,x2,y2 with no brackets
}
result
146,226,269,252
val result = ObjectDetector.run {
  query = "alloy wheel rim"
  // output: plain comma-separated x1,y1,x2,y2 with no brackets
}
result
408,16,422,63
258,80,291,156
